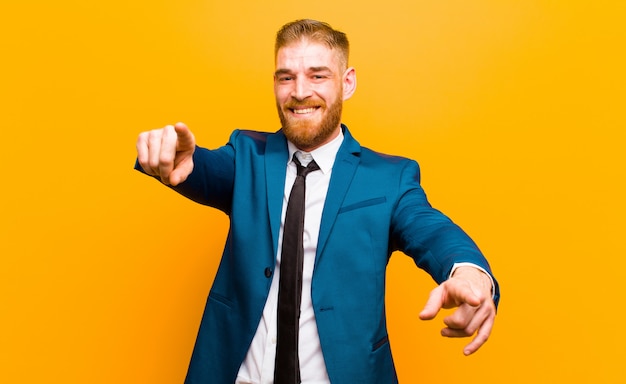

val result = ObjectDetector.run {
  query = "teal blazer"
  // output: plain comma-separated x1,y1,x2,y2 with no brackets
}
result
137,125,499,383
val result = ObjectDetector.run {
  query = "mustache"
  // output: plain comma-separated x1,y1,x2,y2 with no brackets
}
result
283,99,326,109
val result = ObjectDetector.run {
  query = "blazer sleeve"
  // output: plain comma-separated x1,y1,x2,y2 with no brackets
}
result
390,159,500,306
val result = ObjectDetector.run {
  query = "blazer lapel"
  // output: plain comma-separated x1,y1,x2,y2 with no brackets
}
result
316,126,361,260
265,130,289,259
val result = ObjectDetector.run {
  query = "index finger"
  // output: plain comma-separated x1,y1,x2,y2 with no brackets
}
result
158,125,178,184
174,122,195,151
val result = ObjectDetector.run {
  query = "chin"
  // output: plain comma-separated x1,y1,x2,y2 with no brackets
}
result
278,103,342,150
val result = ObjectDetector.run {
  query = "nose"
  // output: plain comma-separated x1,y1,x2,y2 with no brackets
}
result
291,77,313,101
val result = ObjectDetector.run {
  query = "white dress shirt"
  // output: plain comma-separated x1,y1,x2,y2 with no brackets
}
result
236,132,343,384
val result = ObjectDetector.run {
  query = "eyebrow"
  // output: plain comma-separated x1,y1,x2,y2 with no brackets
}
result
274,66,334,77
274,68,292,77
309,66,333,73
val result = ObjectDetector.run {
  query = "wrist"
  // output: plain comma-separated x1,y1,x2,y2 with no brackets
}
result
451,265,494,297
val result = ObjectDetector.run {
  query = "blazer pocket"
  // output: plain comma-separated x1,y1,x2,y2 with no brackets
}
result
208,291,233,309
338,197,387,214
372,335,389,352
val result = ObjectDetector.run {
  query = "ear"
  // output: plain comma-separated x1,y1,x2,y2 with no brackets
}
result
342,67,357,101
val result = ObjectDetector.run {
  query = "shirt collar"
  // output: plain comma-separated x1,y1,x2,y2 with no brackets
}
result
287,129,344,175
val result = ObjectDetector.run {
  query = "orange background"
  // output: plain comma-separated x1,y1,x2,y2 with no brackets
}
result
2,1,625,383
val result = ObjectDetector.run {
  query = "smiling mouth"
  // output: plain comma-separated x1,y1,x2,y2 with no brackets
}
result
290,107,319,115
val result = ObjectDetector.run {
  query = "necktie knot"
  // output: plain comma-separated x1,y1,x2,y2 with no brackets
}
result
293,153,320,178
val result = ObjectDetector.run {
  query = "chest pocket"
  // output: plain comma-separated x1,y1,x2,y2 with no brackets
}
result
338,196,387,214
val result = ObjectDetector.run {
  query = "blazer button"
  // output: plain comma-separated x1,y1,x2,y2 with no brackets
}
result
264,267,273,278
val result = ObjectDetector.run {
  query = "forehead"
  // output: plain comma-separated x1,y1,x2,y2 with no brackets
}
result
275,40,340,70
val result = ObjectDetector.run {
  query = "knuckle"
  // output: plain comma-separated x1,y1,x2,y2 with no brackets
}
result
148,128,163,141
159,151,174,165
148,160,160,173
465,324,479,336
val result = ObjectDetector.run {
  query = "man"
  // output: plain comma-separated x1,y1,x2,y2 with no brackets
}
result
136,19,499,384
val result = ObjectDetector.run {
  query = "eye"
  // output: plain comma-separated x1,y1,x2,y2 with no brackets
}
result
279,76,293,82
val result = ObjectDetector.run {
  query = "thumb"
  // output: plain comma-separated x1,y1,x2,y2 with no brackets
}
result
419,285,444,321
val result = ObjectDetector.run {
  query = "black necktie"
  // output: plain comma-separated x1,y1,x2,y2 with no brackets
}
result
274,153,320,384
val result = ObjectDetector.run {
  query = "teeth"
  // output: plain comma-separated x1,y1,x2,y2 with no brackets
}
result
293,108,316,114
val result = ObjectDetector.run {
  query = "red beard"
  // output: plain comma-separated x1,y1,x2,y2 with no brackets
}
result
277,94,343,151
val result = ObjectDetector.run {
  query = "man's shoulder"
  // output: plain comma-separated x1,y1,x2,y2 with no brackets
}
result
227,129,283,146
342,126,415,167
233,129,274,140
359,144,415,167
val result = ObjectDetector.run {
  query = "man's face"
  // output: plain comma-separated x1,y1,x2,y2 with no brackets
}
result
274,40,349,151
